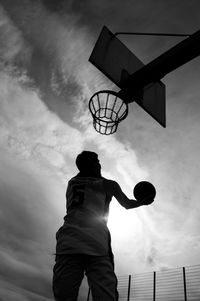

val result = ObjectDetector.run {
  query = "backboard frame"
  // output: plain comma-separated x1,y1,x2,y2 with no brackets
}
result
89,26,166,128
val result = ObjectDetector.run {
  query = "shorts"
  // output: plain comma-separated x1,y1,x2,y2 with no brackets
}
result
52,253,118,301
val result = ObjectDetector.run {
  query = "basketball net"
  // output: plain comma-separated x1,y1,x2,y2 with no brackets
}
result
89,90,128,135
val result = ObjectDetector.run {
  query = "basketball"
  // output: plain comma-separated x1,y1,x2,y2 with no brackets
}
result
133,181,156,204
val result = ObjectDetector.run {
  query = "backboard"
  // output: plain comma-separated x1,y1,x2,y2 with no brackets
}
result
89,26,166,127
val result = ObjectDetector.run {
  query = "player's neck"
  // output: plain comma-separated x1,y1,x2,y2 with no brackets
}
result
77,171,102,178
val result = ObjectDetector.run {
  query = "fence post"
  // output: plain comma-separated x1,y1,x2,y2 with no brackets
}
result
87,287,91,301
127,275,131,301
153,271,156,301
183,267,187,301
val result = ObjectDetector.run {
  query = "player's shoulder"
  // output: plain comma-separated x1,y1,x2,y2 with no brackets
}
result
67,175,85,186
69,175,103,185
103,178,119,195
103,177,118,185
68,175,79,183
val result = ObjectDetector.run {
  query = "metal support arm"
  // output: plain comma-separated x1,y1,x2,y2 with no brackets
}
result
118,29,200,102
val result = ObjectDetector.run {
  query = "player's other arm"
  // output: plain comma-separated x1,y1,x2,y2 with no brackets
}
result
104,180,144,209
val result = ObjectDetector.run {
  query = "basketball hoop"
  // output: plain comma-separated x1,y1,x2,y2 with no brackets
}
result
89,90,128,135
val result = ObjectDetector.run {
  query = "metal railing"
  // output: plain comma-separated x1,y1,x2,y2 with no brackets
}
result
87,264,200,300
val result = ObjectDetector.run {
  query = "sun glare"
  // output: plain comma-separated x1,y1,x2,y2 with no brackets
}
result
108,199,142,239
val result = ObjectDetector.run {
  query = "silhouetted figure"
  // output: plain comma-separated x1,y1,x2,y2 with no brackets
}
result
52,151,153,301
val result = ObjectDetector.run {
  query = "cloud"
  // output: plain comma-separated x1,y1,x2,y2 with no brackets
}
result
0,4,31,66
0,69,84,174
0,279,53,301
0,0,113,130
0,154,60,299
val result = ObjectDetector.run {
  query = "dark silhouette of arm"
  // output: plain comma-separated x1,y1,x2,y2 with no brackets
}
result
104,179,144,209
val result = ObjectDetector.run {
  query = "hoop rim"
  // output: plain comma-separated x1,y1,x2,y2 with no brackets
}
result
89,90,129,124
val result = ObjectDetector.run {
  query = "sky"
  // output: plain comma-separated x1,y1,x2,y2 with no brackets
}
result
0,0,200,300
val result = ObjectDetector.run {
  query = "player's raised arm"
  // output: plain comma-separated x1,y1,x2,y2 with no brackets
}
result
104,179,155,209
104,179,142,209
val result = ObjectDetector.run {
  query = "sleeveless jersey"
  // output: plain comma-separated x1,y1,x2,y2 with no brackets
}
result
56,176,112,256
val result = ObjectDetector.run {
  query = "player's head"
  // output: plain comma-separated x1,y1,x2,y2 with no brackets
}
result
76,151,101,177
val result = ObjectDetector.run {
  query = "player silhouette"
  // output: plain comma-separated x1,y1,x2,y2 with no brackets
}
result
52,151,154,301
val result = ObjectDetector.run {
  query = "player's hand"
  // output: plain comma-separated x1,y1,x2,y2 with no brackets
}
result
140,195,155,206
